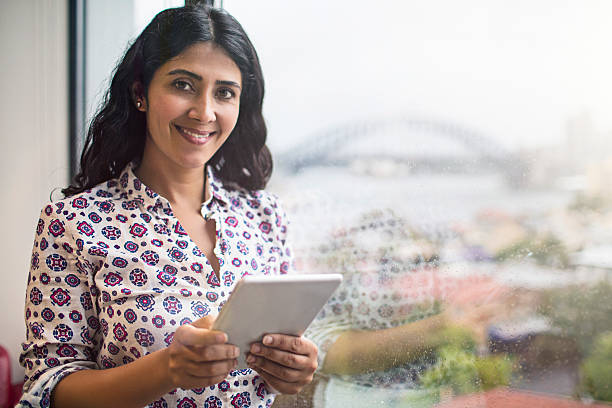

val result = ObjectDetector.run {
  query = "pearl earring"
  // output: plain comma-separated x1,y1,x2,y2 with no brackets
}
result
136,100,142,109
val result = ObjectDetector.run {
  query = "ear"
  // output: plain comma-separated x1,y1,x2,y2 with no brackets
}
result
131,82,147,112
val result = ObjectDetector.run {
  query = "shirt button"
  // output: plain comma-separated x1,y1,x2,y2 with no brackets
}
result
200,207,212,220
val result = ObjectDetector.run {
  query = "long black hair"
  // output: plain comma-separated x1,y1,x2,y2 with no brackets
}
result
63,5,271,197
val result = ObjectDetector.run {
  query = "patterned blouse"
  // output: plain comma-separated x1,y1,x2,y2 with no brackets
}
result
19,163,293,408
304,211,442,401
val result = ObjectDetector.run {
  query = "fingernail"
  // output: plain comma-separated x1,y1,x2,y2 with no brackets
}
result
217,333,227,343
247,355,255,363
263,336,272,345
233,347,240,358
251,344,261,353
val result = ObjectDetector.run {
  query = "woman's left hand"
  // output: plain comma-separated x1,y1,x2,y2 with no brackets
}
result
246,334,318,394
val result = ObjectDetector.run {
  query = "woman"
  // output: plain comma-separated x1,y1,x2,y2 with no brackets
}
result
305,210,503,407
19,5,317,408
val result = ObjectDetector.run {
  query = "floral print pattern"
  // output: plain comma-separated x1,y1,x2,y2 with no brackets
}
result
19,163,291,408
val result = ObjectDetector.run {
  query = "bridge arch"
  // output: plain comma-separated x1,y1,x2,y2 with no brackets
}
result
276,115,527,187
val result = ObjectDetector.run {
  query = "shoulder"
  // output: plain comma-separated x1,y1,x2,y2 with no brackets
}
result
209,166,285,214
37,177,125,233
219,187,291,247
226,187,288,223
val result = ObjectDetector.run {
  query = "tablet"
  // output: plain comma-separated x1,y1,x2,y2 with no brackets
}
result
212,273,343,368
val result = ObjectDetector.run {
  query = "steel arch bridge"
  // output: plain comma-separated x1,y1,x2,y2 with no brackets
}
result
276,116,528,187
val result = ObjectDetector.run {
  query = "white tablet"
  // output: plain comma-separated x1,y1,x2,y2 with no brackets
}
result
212,273,342,368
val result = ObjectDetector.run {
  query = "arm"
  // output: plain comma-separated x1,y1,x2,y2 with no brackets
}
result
321,312,447,375
21,205,237,408
20,205,102,406
52,348,172,408
52,317,237,408
318,300,503,376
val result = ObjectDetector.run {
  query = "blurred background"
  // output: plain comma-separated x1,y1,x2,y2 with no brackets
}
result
1,0,611,406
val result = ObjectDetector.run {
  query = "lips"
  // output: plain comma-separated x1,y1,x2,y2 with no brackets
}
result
175,125,216,145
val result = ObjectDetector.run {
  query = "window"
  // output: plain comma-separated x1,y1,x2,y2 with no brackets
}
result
226,1,612,407
71,0,184,175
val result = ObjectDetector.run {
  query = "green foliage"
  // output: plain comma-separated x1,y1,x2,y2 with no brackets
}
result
538,281,612,356
420,346,480,394
431,325,477,354
474,355,514,391
420,346,513,395
579,331,612,402
494,234,569,268
421,327,513,396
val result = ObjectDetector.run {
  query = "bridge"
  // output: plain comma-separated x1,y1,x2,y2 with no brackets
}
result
275,116,529,187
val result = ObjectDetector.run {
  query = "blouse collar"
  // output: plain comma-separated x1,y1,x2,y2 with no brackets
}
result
116,162,229,217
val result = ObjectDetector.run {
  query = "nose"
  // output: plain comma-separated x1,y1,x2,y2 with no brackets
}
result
188,93,216,123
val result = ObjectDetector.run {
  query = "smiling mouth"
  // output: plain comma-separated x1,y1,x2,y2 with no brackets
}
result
175,125,216,145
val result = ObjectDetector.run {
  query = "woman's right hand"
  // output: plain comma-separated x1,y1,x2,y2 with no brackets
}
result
165,315,239,389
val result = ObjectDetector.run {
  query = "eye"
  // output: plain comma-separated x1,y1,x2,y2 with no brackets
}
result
173,80,194,92
217,88,236,100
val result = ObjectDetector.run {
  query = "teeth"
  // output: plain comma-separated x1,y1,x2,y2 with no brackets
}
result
180,127,211,139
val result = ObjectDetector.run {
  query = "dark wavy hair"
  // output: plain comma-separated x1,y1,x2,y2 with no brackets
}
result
63,5,271,197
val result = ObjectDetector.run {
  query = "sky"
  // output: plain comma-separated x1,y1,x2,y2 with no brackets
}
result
224,0,612,153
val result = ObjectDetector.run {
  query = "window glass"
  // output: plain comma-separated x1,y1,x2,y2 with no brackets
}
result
85,0,184,130
227,1,612,407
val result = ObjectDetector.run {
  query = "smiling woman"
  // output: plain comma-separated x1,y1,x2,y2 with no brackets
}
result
135,42,242,174
64,5,270,198
18,4,318,408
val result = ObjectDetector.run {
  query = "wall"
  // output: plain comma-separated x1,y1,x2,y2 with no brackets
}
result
0,0,69,382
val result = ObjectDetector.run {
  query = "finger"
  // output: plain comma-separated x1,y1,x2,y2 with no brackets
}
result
247,354,304,383
169,340,202,364
185,358,238,378
174,324,227,347
191,314,216,329
260,335,313,356
249,343,313,370
190,343,240,363
249,363,308,395
169,342,236,367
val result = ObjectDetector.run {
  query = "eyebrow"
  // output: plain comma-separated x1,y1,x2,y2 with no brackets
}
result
167,69,241,89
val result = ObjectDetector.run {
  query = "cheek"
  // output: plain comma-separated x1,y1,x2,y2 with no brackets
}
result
148,94,185,125
222,105,241,133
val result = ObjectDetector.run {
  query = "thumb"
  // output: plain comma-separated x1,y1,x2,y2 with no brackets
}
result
191,314,216,329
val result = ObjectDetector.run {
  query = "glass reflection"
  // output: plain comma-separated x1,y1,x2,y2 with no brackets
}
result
269,115,612,407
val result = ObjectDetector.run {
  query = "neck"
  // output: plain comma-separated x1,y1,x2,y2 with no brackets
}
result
135,159,210,213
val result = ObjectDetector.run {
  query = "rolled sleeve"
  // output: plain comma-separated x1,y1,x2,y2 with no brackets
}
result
19,204,101,407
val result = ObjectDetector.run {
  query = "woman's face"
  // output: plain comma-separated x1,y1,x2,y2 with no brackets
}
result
139,41,242,172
